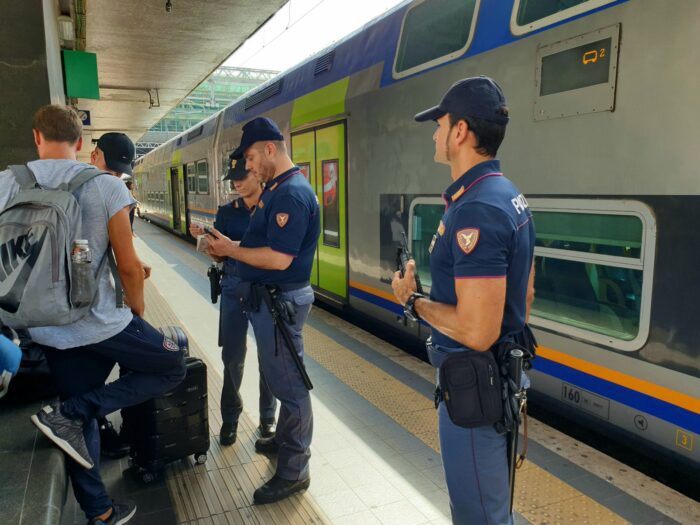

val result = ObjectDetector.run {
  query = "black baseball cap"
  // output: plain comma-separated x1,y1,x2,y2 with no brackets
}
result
231,117,284,160
96,132,135,175
223,157,249,181
414,76,509,125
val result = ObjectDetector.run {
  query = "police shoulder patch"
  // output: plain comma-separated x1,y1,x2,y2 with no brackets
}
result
276,213,289,228
455,228,479,255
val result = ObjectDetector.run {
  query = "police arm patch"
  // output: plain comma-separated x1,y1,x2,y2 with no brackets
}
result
276,213,289,228
455,228,479,254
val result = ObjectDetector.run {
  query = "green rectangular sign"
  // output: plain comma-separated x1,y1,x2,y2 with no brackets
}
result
62,50,99,99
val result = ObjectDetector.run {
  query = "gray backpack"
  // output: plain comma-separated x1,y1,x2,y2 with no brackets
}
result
0,165,123,329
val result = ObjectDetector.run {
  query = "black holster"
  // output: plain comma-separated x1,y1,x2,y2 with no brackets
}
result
207,265,222,304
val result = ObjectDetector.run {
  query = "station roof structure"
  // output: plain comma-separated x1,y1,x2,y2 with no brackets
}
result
73,0,285,160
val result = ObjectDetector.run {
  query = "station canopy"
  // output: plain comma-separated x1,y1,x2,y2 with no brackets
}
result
75,0,285,160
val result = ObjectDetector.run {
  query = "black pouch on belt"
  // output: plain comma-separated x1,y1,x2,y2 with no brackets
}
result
438,351,503,428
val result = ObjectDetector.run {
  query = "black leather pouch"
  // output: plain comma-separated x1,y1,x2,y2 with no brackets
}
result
439,351,503,428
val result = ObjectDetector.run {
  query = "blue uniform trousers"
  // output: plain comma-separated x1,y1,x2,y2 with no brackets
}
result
220,275,276,425
42,316,186,519
428,341,512,525
246,285,314,481
438,402,512,525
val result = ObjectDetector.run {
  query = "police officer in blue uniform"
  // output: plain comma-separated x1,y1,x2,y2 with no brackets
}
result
207,117,320,504
190,158,277,446
392,77,536,525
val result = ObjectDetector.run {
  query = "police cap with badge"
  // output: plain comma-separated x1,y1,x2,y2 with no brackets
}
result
231,117,284,160
224,156,249,182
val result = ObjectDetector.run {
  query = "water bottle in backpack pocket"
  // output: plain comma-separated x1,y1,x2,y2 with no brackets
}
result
70,240,94,307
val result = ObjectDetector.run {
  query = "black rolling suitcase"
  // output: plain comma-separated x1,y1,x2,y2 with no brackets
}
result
122,357,210,483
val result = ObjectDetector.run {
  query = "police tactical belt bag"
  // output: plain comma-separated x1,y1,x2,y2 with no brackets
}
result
0,165,124,329
437,327,536,429
438,349,503,428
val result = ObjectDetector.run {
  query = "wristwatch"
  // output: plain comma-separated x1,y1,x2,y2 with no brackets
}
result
404,293,425,322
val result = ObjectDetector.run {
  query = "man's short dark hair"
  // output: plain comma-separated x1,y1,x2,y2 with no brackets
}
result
32,105,82,144
449,109,508,158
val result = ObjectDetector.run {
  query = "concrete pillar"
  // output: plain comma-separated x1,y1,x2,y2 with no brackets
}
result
0,0,66,167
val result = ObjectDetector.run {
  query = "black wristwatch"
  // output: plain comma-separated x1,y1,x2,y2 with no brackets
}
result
404,293,425,322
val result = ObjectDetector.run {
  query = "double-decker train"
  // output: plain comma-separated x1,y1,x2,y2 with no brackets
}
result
134,0,699,470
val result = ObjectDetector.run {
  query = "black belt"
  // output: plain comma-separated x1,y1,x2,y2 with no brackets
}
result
272,281,310,292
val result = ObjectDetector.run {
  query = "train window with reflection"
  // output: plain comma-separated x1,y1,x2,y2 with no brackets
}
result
394,0,479,78
187,163,196,193
530,200,656,351
196,160,209,194
512,0,616,35
409,199,445,290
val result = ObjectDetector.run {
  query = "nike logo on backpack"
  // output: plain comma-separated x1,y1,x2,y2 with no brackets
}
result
0,230,46,314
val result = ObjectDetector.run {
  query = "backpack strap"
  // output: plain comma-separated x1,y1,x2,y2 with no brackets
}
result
8,165,38,190
108,248,125,308
66,166,111,193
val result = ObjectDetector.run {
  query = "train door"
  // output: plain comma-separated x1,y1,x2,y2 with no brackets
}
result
169,167,181,232
169,166,187,234
291,121,348,301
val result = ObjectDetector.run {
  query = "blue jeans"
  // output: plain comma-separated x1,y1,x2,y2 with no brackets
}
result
246,285,314,481
42,316,186,520
220,275,276,425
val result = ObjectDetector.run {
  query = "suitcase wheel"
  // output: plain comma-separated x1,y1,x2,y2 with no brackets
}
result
194,453,208,465
141,471,156,484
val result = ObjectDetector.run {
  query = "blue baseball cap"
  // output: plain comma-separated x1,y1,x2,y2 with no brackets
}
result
414,76,509,125
231,117,284,160
0,333,21,400
223,157,249,181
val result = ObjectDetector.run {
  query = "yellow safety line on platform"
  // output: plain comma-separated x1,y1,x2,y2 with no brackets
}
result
302,323,629,525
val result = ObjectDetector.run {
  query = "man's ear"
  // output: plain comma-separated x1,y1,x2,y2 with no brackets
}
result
75,136,83,152
455,120,470,147
33,129,42,147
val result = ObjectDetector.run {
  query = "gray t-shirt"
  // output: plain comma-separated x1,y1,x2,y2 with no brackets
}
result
0,159,135,349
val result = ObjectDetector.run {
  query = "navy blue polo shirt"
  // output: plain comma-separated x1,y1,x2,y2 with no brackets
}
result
428,160,535,348
238,167,320,285
214,197,254,277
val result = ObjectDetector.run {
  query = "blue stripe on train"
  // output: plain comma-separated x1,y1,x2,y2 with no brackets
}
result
349,286,403,316
531,358,699,434
350,285,699,434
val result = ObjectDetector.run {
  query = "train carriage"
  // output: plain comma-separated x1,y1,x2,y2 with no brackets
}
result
134,0,699,470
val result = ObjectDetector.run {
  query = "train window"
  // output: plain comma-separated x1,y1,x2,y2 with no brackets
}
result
408,198,445,291
321,160,340,248
529,199,656,351
196,160,209,194
393,0,480,79
511,0,616,36
187,163,196,193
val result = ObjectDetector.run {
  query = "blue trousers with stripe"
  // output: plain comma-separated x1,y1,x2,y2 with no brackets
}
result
246,285,314,481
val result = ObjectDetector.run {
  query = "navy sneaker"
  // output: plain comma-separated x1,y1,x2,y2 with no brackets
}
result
31,400,94,469
88,501,137,524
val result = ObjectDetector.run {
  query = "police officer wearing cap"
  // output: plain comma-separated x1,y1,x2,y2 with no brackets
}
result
190,158,277,446
207,117,319,504
392,77,536,525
